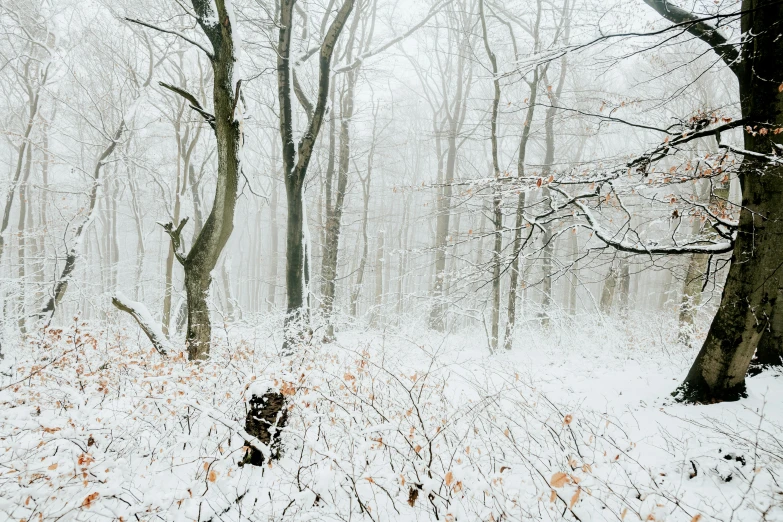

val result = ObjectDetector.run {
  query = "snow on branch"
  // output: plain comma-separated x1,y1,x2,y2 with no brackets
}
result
574,199,735,255
125,18,213,57
112,292,171,357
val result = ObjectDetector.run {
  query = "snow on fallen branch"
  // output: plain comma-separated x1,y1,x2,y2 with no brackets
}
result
184,400,272,462
111,291,171,357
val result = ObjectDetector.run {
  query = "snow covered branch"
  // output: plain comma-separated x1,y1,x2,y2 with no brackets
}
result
111,292,171,357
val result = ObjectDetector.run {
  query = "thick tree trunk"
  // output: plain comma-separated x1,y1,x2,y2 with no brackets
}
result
669,0,783,402
167,0,243,359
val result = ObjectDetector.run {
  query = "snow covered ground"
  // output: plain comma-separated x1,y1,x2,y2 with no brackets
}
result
1,314,781,521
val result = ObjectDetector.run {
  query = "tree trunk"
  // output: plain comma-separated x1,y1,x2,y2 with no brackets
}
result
429,22,471,331
504,61,540,350
664,0,783,402
479,0,503,351
370,230,384,328
163,112,184,334
267,171,279,312
41,122,125,322
351,165,371,318
278,0,355,349
600,260,618,314
0,63,46,261
170,0,243,360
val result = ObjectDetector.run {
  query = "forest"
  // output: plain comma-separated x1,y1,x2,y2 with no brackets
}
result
0,0,782,519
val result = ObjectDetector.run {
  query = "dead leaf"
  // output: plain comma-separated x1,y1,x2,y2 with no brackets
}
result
550,472,570,488
81,492,99,509
48,463,58,470
569,488,581,508
691,515,702,522
445,471,454,487
208,470,218,482
563,414,573,425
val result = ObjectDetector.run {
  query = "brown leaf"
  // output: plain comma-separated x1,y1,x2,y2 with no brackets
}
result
691,515,702,522
81,492,99,509
445,471,454,487
569,488,581,508
550,472,570,488
47,463,58,470
536,178,543,188
208,470,218,482
563,414,573,425
549,490,557,503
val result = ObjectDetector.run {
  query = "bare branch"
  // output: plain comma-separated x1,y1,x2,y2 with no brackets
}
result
125,17,213,58
158,81,216,129
159,217,190,266
641,0,742,77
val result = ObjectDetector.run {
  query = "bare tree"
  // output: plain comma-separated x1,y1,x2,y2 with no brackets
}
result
128,0,243,360
277,0,355,348
641,0,783,402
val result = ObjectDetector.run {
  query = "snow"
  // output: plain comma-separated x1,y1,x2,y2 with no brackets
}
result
0,315,781,521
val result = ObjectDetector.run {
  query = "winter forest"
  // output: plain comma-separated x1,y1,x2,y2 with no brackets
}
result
1,0,782,519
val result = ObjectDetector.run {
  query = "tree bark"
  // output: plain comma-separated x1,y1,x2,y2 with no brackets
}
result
646,0,783,402
159,0,243,360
